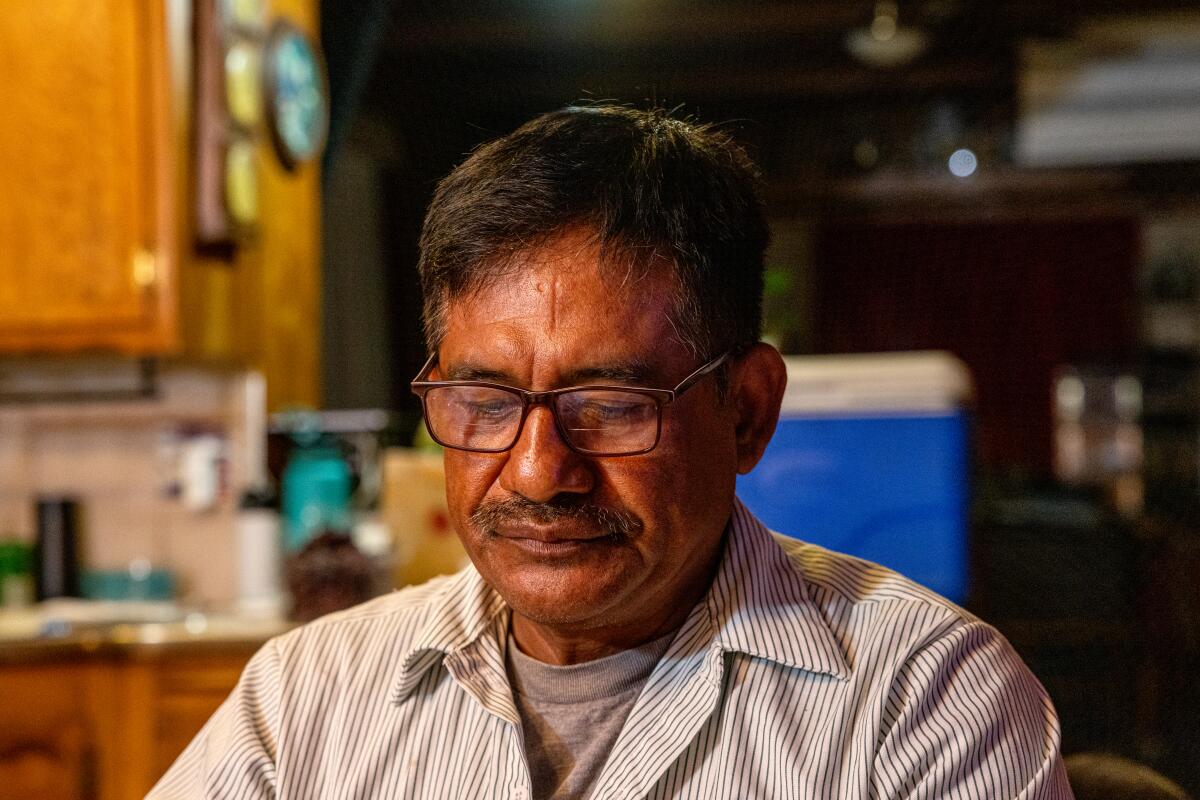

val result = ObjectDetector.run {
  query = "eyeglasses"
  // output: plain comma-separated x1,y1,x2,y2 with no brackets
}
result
410,351,730,456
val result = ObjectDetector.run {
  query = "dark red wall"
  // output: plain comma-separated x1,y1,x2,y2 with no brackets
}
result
815,218,1139,473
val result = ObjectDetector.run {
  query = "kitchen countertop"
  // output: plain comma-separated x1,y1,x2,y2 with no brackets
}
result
0,603,290,665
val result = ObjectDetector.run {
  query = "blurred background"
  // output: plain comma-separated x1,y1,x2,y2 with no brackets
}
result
1,1,1198,797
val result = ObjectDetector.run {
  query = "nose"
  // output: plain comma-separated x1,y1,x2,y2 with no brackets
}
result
498,405,594,503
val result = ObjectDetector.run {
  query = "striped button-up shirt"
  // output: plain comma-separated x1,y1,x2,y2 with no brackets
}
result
150,500,1073,799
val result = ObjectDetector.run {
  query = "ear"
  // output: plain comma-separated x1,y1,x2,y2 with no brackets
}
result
730,343,787,475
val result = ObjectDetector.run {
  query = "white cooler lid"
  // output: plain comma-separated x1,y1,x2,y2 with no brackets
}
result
780,351,973,414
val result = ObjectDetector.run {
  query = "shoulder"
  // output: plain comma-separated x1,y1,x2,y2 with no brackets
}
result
775,533,973,615
771,532,990,666
769,527,1049,695
713,507,998,681
745,527,1069,794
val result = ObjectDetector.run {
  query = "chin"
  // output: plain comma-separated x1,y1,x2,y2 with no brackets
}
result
490,561,634,628
507,598,602,627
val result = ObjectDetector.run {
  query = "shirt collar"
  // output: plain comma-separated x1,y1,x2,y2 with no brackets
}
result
392,497,850,704
703,499,850,680
391,567,507,705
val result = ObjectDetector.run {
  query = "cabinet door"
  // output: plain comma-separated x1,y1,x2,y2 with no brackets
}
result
0,0,176,354
154,657,249,778
0,665,92,800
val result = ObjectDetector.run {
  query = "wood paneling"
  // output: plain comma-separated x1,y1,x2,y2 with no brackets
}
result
174,0,322,410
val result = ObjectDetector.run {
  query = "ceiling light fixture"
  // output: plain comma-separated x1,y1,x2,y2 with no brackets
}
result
845,1,929,68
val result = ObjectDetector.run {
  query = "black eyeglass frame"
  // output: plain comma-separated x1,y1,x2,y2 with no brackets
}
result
410,350,731,456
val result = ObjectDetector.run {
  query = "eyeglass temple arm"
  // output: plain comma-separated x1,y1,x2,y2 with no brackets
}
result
411,353,439,387
671,351,731,397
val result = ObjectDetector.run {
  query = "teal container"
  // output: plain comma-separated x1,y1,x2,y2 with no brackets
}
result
81,567,175,601
281,438,352,551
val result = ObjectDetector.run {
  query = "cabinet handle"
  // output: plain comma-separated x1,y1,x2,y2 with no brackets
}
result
133,249,158,289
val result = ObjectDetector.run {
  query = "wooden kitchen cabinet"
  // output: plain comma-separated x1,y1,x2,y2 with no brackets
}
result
0,664,92,800
0,0,322,410
0,0,176,354
0,640,261,800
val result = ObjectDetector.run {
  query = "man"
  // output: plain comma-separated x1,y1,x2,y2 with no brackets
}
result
152,106,1073,799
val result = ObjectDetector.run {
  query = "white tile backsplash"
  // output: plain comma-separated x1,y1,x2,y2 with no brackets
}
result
0,366,265,607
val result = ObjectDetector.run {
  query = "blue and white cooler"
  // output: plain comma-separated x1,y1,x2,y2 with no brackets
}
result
736,351,973,603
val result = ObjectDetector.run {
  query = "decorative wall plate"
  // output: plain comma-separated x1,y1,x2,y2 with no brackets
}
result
263,19,329,171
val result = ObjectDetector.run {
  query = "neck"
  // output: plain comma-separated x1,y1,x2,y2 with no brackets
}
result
510,607,687,665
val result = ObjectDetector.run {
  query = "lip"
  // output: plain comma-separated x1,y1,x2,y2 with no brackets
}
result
496,523,617,554
496,521,610,543
502,537,606,557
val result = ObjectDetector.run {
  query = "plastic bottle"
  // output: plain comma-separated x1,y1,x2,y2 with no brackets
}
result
236,486,285,618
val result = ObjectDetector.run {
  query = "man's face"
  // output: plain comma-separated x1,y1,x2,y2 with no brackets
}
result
434,229,740,636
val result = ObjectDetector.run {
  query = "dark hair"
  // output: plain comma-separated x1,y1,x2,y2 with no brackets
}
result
417,105,769,359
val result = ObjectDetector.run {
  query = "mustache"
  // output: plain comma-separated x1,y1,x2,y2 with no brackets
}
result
470,496,643,539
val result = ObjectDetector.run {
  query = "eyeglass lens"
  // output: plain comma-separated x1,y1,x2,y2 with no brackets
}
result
423,385,661,454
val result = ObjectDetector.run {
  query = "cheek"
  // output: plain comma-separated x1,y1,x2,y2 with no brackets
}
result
596,427,734,526
640,407,739,519
443,451,505,529
658,400,739,470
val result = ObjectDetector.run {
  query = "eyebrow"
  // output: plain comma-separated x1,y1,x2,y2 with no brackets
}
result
442,358,659,387
442,363,512,382
562,360,658,385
